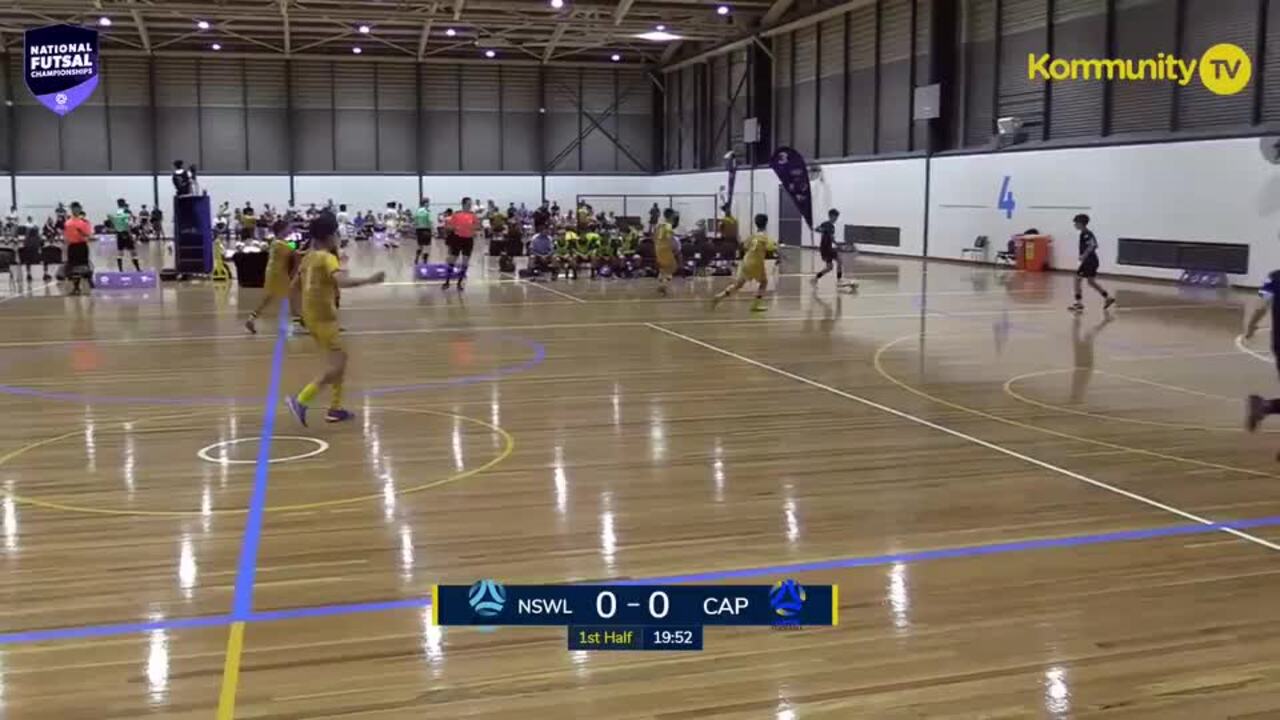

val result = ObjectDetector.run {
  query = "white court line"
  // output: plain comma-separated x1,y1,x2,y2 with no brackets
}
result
517,280,589,304
0,281,55,304
1235,334,1273,364
647,322,1280,553
0,302,1234,349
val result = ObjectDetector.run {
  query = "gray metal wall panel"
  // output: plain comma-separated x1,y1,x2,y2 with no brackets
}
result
378,111,416,172
245,60,287,107
1178,0,1256,129
1267,0,1280,122
619,114,652,172
1049,0,1106,138
334,64,375,109
503,113,539,171
1110,0,1175,134
423,111,460,171
711,55,729,155
846,6,876,155
963,0,997,146
294,112,335,171
999,0,1048,140
247,108,289,172
462,111,502,171
728,49,749,149
879,0,913,152
63,107,109,171
335,110,378,171
679,66,697,168
818,17,845,157
14,107,59,171
792,80,817,155
546,112,579,171
201,107,248,172
158,107,200,171
582,128,616,171
774,33,793,150
108,106,152,172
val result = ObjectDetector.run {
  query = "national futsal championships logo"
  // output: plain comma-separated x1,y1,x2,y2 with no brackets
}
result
468,579,507,618
1029,43,1252,96
769,579,806,619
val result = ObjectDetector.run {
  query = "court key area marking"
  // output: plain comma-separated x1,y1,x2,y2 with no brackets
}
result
198,436,330,465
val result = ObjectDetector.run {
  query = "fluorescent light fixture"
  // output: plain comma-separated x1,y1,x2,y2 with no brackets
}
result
196,19,210,30
717,4,730,14
656,24,666,30
484,49,496,58
358,24,371,34
445,28,457,36
352,46,363,54
98,16,112,26
635,30,682,41
211,43,222,50
610,53,621,62
550,0,565,7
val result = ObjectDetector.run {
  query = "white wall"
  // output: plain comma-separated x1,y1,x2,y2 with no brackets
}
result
293,175,419,215
423,176,542,213
193,175,291,213
928,137,1280,285
14,175,155,225
811,159,926,256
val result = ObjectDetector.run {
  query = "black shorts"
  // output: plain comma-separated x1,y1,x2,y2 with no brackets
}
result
18,246,40,265
116,231,135,252
67,242,90,268
1076,256,1099,279
820,247,839,264
447,233,475,257
416,228,433,247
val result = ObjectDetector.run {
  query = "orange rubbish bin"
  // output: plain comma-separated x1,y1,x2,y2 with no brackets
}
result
1014,234,1052,272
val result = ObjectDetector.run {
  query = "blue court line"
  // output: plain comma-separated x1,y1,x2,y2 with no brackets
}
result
230,303,290,619
6,514,1280,646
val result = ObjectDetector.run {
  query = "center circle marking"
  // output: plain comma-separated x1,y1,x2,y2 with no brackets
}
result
197,436,330,465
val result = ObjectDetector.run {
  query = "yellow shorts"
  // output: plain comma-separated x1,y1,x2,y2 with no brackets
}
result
656,256,677,275
263,277,291,299
309,321,345,353
738,262,767,283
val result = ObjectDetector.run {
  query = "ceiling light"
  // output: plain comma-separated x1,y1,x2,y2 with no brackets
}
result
211,43,222,50
550,0,565,7
353,47,363,54
196,20,210,30
98,16,112,27
635,30,682,42
358,24,371,34
656,24,666,31
445,28,457,36
484,49,496,58
611,53,621,62
717,5,730,15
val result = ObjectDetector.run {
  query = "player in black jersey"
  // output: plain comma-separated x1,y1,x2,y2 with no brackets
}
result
1245,270,1280,435
812,209,856,291
1068,214,1114,313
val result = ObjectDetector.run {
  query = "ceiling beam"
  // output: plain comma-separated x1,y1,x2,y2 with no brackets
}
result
760,0,794,26
659,40,682,64
280,0,290,55
129,6,150,53
417,19,433,61
613,0,636,25
542,23,566,63
453,0,465,21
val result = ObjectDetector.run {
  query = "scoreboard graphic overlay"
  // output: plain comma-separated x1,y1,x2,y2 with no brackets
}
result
433,579,838,651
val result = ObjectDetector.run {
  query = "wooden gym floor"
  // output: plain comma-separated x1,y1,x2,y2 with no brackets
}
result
1,240,1280,719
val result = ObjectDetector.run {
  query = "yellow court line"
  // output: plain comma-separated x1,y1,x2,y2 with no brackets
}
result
873,333,1280,480
831,585,839,626
215,621,246,720
0,406,514,517
1001,367,1265,434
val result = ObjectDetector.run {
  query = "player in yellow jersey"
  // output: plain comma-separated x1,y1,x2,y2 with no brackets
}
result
284,212,385,426
711,213,774,312
245,219,304,335
654,208,679,295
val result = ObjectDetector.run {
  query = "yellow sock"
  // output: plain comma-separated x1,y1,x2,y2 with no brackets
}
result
298,383,320,406
330,382,344,410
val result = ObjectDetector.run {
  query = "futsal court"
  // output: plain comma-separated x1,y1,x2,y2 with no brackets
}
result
0,241,1276,719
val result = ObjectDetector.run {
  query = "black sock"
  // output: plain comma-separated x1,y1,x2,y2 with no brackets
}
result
1074,293,1082,302
116,258,123,271
132,258,141,272
815,269,827,279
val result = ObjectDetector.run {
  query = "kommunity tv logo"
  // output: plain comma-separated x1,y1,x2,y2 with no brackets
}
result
1028,43,1252,96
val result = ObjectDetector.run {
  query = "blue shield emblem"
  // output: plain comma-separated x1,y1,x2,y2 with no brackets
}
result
24,24,99,116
